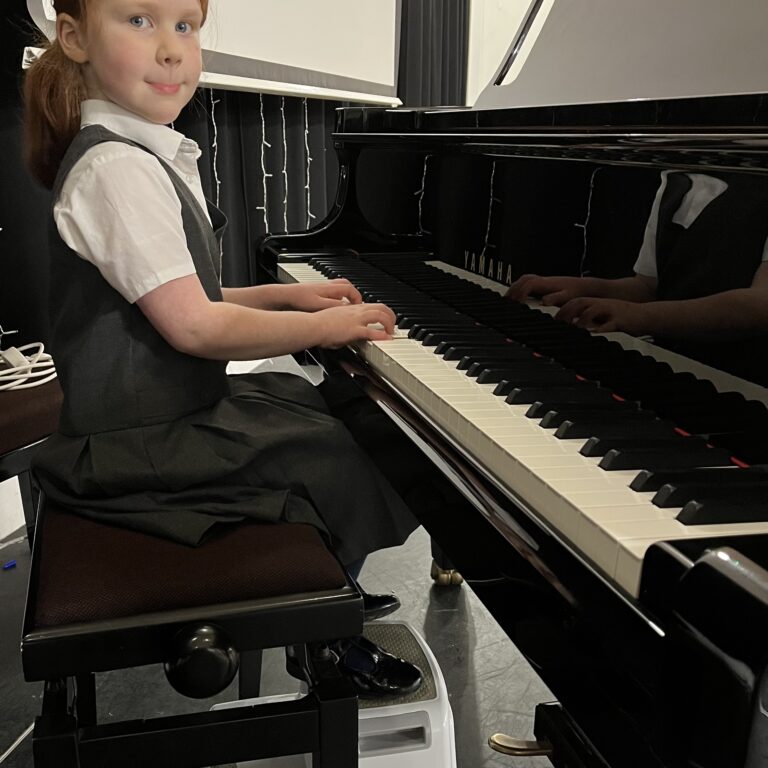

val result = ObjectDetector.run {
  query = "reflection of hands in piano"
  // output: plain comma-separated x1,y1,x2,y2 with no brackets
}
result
277,278,363,311
315,303,397,348
505,274,598,306
507,272,658,311
555,296,650,335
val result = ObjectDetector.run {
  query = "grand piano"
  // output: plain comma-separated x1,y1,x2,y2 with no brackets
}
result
256,3,768,766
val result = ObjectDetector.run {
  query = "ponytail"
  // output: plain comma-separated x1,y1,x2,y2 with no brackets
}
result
23,39,87,189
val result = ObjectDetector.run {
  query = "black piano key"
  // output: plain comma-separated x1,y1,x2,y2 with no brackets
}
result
523,389,622,415
653,480,768,508
397,313,466,328
630,465,768,492
530,397,639,418
494,373,589,396
536,402,642,428
422,330,506,346
468,359,562,379
581,435,700,458
409,323,481,340
408,326,484,346
452,347,536,365
450,342,532,356
598,444,733,471
477,366,577,386
434,340,520,360
503,383,601,404
455,351,540,368
555,418,676,440
677,499,768,525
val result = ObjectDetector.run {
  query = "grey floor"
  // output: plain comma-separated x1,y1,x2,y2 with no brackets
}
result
0,524,552,768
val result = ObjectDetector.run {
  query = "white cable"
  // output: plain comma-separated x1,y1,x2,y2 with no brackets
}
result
577,166,602,277
0,342,57,391
415,154,433,235
208,89,224,280
255,94,272,232
280,96,289,233
480,161,498,258
303,98,315,229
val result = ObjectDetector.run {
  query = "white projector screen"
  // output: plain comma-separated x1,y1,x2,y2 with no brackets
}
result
25,0,402,106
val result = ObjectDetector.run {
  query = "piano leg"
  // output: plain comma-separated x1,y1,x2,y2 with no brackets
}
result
430,539,464,586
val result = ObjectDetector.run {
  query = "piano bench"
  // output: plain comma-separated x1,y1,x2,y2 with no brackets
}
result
0,380,63,544
21,501,363,768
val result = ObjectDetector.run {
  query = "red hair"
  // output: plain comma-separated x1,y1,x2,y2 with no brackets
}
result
23,0,209,188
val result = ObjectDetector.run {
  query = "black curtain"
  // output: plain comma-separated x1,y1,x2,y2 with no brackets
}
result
398,0,469,107
0,0,468,343
174,90,339,287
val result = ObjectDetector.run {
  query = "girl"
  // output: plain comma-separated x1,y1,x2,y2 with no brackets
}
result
25,0,422,694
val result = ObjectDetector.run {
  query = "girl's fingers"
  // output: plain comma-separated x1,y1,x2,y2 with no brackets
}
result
555,298,584,323
541,289,569,306
366,308,395,334
328,279,363,304
367,327,393,341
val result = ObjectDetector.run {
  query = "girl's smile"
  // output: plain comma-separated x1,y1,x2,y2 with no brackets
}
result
149,82,182,95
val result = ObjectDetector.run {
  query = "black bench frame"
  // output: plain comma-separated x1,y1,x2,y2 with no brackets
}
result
21,497,364,768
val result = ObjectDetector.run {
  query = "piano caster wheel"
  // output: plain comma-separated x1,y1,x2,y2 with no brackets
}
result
430,559,463,587
488,733,553,758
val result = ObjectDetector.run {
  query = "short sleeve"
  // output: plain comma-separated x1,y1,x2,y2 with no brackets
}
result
633,172,669,279
54,143,197,303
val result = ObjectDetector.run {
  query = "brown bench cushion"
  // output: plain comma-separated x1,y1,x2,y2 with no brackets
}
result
0,379,62,456
34,505,346,628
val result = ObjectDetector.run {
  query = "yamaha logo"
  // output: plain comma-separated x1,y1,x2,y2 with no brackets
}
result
463,250,514,285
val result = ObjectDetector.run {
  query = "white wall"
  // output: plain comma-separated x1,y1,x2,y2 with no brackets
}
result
0,479,24,541
466,0,532,106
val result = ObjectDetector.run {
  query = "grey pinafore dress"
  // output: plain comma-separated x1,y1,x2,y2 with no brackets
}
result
34,125,418,565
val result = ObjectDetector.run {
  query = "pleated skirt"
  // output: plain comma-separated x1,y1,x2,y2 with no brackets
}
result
35,371,419,565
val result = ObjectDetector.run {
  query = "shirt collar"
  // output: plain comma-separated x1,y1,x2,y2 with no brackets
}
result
80,100,200,163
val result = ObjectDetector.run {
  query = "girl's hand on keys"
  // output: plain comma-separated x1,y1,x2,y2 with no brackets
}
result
315,303,397,348
282,279,363,311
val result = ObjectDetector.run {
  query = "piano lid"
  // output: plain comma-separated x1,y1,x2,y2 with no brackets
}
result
474,0,768,111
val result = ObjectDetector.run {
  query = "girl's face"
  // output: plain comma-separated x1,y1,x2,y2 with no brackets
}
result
75,0,204,124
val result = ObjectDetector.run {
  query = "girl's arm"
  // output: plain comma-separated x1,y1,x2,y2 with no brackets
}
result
137,275,395,360
506,273,658,305
221,279,362,312
556,263,768,340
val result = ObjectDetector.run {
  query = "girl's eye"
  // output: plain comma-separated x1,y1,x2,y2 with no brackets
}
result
129,16,149,28
176,21,192,33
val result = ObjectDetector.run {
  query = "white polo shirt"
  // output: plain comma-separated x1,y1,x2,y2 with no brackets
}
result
53,100,207,303
634,170,768,278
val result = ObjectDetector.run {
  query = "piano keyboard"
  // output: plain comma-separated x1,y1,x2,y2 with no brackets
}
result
278,258,768,598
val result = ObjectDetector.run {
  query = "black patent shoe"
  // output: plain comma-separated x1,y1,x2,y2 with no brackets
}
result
333,635,423,698
362,591,401,621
